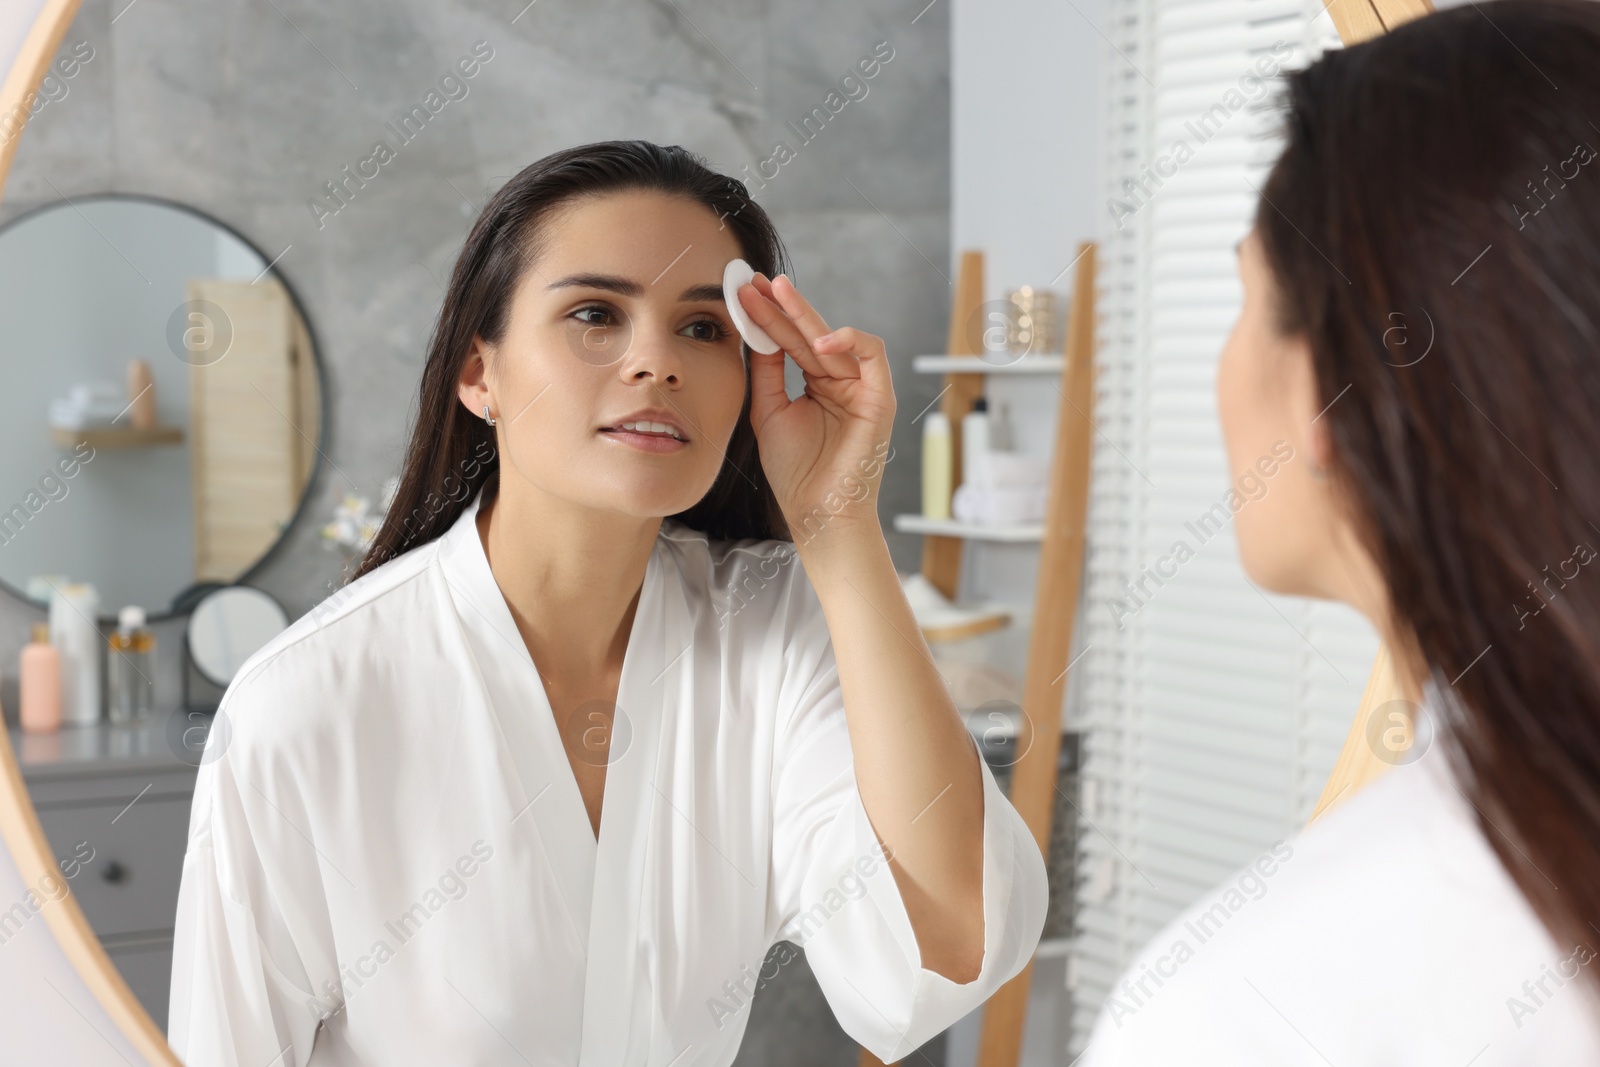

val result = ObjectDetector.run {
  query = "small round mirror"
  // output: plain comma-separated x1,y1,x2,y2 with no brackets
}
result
186,586,288,687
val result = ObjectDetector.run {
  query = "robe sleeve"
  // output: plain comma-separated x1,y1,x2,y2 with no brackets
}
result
167,668,328,1067
765,571,1050,1063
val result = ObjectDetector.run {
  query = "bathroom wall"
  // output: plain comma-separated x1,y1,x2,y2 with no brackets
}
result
0,0,952,1062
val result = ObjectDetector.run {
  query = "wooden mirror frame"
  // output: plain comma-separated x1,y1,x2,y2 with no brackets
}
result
0,1,183,1062
0,0,80,213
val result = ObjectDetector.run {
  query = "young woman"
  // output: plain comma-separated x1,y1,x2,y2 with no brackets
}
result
1081,2,1600,1062
165,141,1048,1065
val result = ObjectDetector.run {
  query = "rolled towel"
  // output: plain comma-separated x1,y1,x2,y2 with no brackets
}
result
49,380,128,429
990,484,1048,524
48,398,125,429
952,482,988,525
953,481,1048,526
987,450,1051,487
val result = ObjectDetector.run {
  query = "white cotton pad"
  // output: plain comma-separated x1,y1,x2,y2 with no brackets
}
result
722,258,781,355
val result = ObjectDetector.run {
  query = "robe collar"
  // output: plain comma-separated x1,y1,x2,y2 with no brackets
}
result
434,482,692,1065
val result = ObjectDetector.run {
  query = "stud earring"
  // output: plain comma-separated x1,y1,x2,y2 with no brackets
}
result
483,405,496,426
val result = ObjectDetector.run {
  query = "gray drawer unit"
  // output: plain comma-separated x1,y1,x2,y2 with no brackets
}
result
10,715,202,1033
33,794,193,939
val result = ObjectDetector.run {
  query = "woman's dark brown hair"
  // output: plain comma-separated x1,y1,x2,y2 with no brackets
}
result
1257,0,1600,1004
354,140,793,581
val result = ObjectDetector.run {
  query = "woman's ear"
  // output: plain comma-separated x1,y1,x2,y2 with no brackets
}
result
1280,331,1335,475
458,337,494,419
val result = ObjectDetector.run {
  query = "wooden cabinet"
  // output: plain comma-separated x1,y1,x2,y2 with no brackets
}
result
10,717,200,1032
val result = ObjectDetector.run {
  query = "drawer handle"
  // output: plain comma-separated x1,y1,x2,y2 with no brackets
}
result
101,861,129,885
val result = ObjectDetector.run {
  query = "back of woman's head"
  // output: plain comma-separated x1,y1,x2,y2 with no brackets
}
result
1257,0,1600,999
355,140,792,581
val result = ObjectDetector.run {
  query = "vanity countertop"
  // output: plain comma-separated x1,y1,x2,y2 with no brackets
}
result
9,711,208,782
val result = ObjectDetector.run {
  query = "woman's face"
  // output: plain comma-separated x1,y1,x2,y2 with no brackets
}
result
459,189,749,520
1216,227,1346,601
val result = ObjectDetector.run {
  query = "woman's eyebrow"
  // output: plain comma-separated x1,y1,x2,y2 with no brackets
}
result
679,283,725,303
547,272,642,296
546,273,725,303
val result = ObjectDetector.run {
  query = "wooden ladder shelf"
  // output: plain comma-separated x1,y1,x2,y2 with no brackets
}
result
857,241,1099,1066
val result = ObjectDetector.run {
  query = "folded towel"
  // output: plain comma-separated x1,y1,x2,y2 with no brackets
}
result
48,399,125,429
953,482,1048,526
48,380,128,429
987,451,1050,487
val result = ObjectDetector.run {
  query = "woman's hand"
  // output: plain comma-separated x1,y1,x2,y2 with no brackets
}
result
735,272,896,541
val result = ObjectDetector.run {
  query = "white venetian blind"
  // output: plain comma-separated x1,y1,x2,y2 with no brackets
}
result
1066,0,1379,1053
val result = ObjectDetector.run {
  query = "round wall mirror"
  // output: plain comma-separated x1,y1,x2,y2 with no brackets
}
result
186,586,289,688
0,193,324,622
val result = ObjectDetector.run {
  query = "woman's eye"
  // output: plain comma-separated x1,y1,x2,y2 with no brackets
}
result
683,318,730,343
573,305,616,327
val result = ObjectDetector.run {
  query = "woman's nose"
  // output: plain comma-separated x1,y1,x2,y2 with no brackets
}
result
617,327,684,386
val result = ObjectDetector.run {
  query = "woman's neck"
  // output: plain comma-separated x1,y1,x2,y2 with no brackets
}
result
476,477,662,681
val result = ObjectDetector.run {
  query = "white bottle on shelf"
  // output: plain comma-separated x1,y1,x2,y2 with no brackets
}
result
49,581,102,725
962,397,993,491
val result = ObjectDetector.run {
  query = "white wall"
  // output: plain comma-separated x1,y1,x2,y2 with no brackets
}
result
952,0,1106,294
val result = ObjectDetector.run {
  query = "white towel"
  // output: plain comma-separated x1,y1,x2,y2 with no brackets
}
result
952,482,1048,526
48,380,127,429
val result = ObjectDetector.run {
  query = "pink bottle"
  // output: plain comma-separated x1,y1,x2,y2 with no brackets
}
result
20,622,62,734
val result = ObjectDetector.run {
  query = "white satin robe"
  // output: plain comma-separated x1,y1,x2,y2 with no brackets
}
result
167,484,1049,1066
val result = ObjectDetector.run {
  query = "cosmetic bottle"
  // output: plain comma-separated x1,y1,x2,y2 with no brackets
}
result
990,399,1014,452
50,582,101,725
108,606,155,724
20,623,62,734
962,398,993,492
922,411,952,520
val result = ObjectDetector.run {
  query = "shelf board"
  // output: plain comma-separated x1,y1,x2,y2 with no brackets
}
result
893,514,1044,543
50,424,184,450
912,354,1065,376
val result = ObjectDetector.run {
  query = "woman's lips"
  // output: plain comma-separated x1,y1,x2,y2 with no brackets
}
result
598,427,688,454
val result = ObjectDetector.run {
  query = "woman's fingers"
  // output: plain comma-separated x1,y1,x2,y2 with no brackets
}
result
767,274,828,333
815,326,894,412
736,278,831,378
740,273,862,381
747,347,790,432
768,274,862,380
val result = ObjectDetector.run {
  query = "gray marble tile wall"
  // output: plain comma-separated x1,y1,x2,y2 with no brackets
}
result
0,1,953,1063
